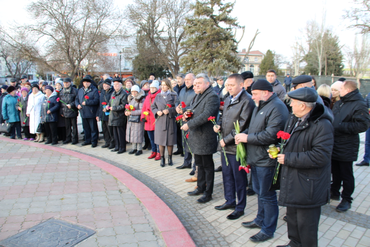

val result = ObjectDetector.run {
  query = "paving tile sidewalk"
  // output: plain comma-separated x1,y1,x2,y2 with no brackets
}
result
0,138,192,247
57,132,370,247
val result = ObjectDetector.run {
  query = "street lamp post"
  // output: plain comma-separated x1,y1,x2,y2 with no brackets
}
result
119,51,122,78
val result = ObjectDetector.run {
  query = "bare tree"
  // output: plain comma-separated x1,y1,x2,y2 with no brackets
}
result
240,29,260,62
305,19,326,76
3,0,124,79
127,0,191,76
346,35,370,80
345,0,370,34
291,41,305,76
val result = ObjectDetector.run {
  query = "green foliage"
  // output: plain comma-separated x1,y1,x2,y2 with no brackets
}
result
259,50,279,75
304,30,344,76
180,0,242,76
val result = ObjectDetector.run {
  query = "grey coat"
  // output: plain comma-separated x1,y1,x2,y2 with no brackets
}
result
151,91,178,146
187,85,219,155
272,80,286,101
176,85,196,111
126,90,145,143
16,94,29,126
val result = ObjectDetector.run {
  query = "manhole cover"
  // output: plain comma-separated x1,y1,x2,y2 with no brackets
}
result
0,218,95,247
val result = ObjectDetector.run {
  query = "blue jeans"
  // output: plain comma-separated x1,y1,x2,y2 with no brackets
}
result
251,165,278,237
363,128,370,162
147,131,159,153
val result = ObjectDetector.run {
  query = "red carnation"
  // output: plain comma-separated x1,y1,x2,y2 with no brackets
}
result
84,95,89,100
186,133,189,139
56,98,60,102
56,90,60,93
277,131,290,140
181,101,186,108
98,91,101,94
112,96,116,99
102,102,107,106
22,122,25,125
17,98,20,102
220,101,224,106
47,101,51,103
166,104,172,108
208,116,216,121
176,115,183,122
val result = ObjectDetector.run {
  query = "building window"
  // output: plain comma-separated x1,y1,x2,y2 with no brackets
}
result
250,65,254,73
244,57,249,63
254,57,258,62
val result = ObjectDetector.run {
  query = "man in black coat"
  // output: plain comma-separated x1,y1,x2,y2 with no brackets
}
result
331,80,370,212
108,78,128,154
75,76,100,147
97,79,115,149
176,73,196,170
173,73,186,155
181,73,219,203
241,71,254,95
235,79,289,243
214,74,255,220
60,78,79,144
213,76,225,97
272,87,334,247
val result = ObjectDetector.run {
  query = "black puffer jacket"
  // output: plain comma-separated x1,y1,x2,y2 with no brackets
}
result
108,88,128,127
59,86,78,118
332,89,370,161
187,85,219,155
97,87,113,122
279,103,334,208
245,93,289,167
218,88,255,154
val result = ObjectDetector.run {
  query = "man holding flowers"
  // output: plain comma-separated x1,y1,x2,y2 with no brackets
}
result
213,74,255,220
97,79,115,149
234,79,288,242
60,78,79,144
272,87,334,247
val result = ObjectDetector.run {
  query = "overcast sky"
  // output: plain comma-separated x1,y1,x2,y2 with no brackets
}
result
0,0,360,64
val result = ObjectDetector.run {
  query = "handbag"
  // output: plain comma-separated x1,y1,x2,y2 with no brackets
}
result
128,115,140,123
37,122,45,133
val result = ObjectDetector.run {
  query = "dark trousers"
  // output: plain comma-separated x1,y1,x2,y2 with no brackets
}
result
10,122,21,139
23,126,30,138
194,154,215,197
331,159,354,202
363,127,370,162
144,130,151,148
112,126,126,151
286,206,321,247
147,130,159,152
176,122,183,152
44,122,58,144
65,117,78,143
102,120,114,146
285,84,291,92
222,153,247,211
82,118,98,144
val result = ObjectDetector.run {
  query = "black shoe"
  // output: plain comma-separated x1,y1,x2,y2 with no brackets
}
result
176,164,192,169
101,143,109,148
181,153,184,157
227,210,244,220
197,195,212,203
336,199,351,212
283,215,287,222
215,166,222,172
173,150,183,155
111,148,119,152
81,131,84,134
117,149,126,154
160,156,166,167
189,169,195,176
135,150,143,156
241,221,261,229
72,141,78,145
129,149,137,154
63,140,71,144
147,145,152,151
356,160,369,166
52,142,58,145
330,193,340,201
143,144,149,150
91,143,97,148
215,203,236,210
45,141,52,144
249,231,273,243
108,145,115,149
81,142,91,146
246,189,256,196
168,155,173,166
187,189,203,196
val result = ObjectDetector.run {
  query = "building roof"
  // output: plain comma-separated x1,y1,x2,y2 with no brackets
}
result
238,49,264,56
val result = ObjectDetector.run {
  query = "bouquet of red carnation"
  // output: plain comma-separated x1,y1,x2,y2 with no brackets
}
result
208,116,229,165
102,102,109,115
220,101,224,106
125,104,136,111
57,97,75,111
180,101,186,109
272,131,291,185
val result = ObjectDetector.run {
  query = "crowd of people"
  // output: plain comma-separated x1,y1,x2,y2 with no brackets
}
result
1,70,369,247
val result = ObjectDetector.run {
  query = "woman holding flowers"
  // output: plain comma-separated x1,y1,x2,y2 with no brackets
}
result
40,85,60,145
17,87,33,140
151,79,178,167
27,84,45,142
141,80,161,160
125,85,145,156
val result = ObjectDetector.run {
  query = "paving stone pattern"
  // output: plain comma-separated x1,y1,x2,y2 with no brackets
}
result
61,133,370,247
0,141,165,247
